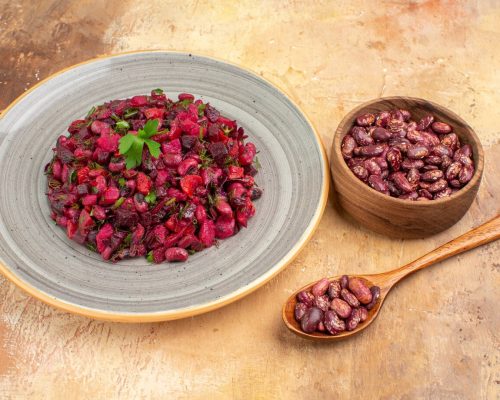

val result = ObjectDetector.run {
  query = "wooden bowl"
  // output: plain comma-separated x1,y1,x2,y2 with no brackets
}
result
330,97,484,238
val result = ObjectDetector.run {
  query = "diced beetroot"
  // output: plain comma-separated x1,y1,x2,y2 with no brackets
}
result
68,120,86,134
167,119,182,140
227,182,247,206
144,108,164,120
151,247,166,263
66,220,78,239
56,215,68,227
180,175,203,197
134,193,149,213
90,120,111,135
215,197,233,218
165,247,189,262
96,223,113,253
131,223,145,244
177,234,197,249
76,166,90,184
96,133,120,152
91,175,107,195
130,95,148,107
165,215,178,232
78,209,95,236
178,93,194,101
52,160,63,180
155,170,170,187
177,158,199,176
96,108,112,120
145,225,167,249
163,153,182,167
82,194,98,206
64,207,80,223
215,216,235,239
195,205,207,223
108,160,125,172
91,205,107,220
162,138,181,154
199,220,215,247
100,187,120,205
167,188,188,202
227,166,244,180
200,167,223,185
136,172,152,195
61,164,69,183
122,169,138,179
238,142,256,166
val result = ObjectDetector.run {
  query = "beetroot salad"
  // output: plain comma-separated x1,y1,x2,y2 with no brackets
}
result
45,89,262,263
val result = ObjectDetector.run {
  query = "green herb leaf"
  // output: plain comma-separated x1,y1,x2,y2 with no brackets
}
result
144,139,161,159
112,197,125,209
197,103,206,117
86,242,97,252
115,120,130,132
253,156,262,170
86,106,96,119
145,190,157,204
146,251,154,263
165,198,176,207
123,108,139,119
119,119,160,169
123,233,132,245
111,114,121,122
178,99,192,109
118,177,126,187
152,88,164,95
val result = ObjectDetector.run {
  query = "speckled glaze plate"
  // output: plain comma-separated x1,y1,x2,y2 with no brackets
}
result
0,51,328,322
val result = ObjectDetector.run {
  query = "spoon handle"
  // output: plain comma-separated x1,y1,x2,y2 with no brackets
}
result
385,215,500,286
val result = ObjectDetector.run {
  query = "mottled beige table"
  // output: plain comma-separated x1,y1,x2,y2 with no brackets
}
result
1,1,499,399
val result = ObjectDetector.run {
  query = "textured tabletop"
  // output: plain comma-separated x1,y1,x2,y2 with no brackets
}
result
0,1,499,399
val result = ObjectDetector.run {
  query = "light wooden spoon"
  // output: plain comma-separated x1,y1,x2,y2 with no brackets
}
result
283,215,500,341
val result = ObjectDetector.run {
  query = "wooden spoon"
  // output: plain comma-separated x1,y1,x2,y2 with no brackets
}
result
283,215,500,341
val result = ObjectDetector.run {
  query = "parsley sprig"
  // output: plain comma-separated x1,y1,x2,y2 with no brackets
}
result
118,120,161,170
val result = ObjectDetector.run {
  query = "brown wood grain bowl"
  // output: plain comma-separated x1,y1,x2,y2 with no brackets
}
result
330,97,484,238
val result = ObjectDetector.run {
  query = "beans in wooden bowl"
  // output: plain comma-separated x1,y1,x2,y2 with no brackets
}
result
341,109,475,201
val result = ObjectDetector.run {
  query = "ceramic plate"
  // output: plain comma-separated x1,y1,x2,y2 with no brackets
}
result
0,52,328,321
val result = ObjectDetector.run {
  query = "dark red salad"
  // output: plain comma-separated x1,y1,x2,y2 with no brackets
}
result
45,89,262,263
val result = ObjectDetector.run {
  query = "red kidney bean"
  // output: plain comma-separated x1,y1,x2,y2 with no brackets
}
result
421,131,441,146
368,175,389,194
386,147,402,171
387,181,402,196
341,135,357,159
348,278,373,304
441,155,452,170
347,157,366,168
390,110,404,121
457,154,473,166
454,144,473,159
421,169,444,182
346,308,362,331
418,189,433,199
380,169,389,179
419,181,431,190
432,144,453,158
341,288,360,308
351,165,369,181
375,111,391,127
392,172,414,193
424,155,442,165
324,310,346,334
399,191,418,200
294,303,308,321
407,168,420,187
416,115,434,130
313,295,330,312
366,286,380,310
434,187,452,199
340,275,349,289
401,159,424,170
300,307,323,333
311,277,330,297
387,119,407,137
422,165,438,171
407,144,430,159
431,121,452,134
372,127,392,141
428,179,448,193
373,157,388,170
406,129,425,143
364,159,382,176
441,133,458,149
389,137,411,153
445,161,462,181
356,144,386,157
328,280,341,299
449,179,461,188
458,164,474,184
351,127,374,146
358,307,368,322
297,291,314,307
356,113,375,127
400,109,411,121
330,298,352,319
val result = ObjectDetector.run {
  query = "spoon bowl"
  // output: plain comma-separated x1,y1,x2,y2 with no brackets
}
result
283,215,500,341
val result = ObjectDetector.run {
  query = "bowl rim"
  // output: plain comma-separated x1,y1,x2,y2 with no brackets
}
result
0,50,330,322
331,95,484,206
